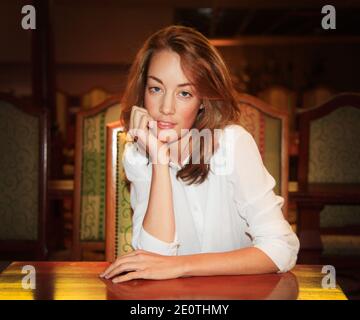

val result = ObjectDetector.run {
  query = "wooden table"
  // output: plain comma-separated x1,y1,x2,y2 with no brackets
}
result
0,262,347,300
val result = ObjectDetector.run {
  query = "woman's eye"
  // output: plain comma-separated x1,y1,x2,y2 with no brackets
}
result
179,91,192,98
149,86,161,94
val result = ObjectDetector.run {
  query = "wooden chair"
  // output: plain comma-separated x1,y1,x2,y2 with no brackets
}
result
238,93,290,219
292,93,360,265
105,121,132,262
0,93,49,260
72,95,122,260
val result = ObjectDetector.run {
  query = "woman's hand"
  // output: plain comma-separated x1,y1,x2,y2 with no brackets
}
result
129,106,170,165
99,249,185,283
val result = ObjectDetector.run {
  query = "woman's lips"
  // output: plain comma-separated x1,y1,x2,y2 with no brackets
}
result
157,121,176,129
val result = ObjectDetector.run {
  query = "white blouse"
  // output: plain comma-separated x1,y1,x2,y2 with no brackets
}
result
122,124,300,273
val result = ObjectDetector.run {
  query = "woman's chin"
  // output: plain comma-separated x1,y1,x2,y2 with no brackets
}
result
156,128,180,143
158,136,177,144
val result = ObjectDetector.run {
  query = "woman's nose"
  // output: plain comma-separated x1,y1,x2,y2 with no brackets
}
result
160,97,176,115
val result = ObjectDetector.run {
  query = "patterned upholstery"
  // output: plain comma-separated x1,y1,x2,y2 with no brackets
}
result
114,131,133,258
0,101,39,240
307,105,360,255
79,104,121,242
308,107,360,184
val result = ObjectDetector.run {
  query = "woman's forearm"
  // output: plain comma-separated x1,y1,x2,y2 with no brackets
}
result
142,163,176,243
180,247,279,277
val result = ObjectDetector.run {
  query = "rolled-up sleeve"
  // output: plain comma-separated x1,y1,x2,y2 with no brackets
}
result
122,142,180,255
226,126,300,273
138,227,180,255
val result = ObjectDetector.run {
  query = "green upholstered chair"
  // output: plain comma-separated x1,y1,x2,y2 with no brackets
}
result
296,93,360,265
72,95,122,260
238,93,290,219
105,121,132,261
0,94,48,260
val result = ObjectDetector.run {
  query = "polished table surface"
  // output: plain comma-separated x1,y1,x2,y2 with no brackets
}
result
0,262,347,300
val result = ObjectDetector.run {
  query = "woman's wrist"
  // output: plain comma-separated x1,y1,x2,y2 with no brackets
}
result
174,255,190,278
152,161,170,175
153,147,170,166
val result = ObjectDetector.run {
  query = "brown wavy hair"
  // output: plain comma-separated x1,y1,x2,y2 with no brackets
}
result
120,25,241,185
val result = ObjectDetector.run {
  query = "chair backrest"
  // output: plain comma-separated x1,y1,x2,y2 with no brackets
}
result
105,121,132,261
297,92,360,231
238,93,290,218
0,93,48,260
298,93,360,186
72,95,122,259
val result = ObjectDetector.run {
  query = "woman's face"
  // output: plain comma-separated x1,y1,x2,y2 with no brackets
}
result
144,49,202,143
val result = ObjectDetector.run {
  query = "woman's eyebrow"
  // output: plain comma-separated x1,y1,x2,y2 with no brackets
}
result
147,75,193,88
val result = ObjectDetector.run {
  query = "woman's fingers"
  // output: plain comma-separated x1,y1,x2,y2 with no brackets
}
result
134,114,150,155
130,108,139,131
128,106,168,163
100,254,139,278
131,113,149,139
130,106,148,130
106,263,142,280
138,113,150,131
112,270,146,283
100,249,147,278
129,107,146,143
137,114,163,160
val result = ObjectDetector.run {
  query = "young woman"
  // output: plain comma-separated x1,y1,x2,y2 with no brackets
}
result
100,25,299,283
